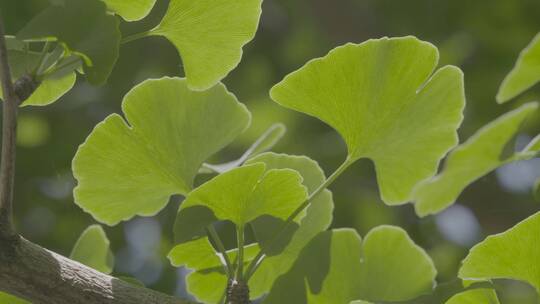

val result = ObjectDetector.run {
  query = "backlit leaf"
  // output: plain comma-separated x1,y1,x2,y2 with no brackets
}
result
17,0,120,85
444,289,500,304
414,102,539,216
150,0,262,90
70,225,114,274
459,211,540,294
270,36,465,205
497,32,540,103
73,77,250,225
102,0,156,21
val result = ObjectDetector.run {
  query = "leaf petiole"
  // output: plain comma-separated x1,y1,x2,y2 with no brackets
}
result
121,31,152,44
206,224,234,278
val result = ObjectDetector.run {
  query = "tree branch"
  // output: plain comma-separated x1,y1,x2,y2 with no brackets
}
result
0,237,197,304
0,12,18,239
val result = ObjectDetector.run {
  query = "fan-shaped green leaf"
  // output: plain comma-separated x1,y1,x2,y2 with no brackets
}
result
270,36,465,205
70,225,114,274
73,77,250,225
102,0,156,21
265,226,436,304
17,0,120,85
497,33,540,103
459,211,540,294
177,163,307,230
444,289,500,304
150,0,262,90
414,102,539,216
201,123,286,174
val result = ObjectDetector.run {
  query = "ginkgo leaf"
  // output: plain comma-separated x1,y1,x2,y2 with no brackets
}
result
245,153,334,298
444,289,500,304
70,225,114,274
149,0,262,90
102,0,156,21
17,0,120,85
0,293,28,304
270,36,465,205
1,39,76,106
414,102,539,216
497,33,540,103
459,211,540,294
73,77,250,225
176,163,307,237
168,237,259,304
265,226,436,304
201,123,286,174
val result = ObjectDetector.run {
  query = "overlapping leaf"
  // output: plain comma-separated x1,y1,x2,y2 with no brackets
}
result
73,77,250,225
70,225,114,274
270,36,465,205
149,0,263,90
103,0,156,21
414,102,539,216
497,32,540,103
444,289,500,304
17,0,120,85
265,226,436,304
459,211,540,294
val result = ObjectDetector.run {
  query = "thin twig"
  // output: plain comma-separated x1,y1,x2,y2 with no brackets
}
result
0,13,19,239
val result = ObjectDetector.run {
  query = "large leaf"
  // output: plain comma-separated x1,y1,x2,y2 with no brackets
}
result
1,38,76,106
176,163,307,237
73,77,250,225
270,36,465,205
169,238,259,303
497,32,540,103
444,289,500,304
70,225,114,274
17,0,120,85
414,102,539,216
459,211,540,294
264,226,436,304
150,0,263,90
102,0,156,21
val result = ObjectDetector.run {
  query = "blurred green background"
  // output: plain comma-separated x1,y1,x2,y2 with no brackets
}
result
2,0,540,302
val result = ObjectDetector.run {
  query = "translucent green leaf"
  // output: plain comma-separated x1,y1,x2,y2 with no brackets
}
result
102,0,156,21
414,103,539,216
459,211,540,294
1,40,76,106
150,0,262,90
444,289,500,304
497,32,540,103
17,0,120,85
265,226,436,304
0,293,29,304
245,153,334,298
201,123,286,174
168,238,259,303
69,225,114,274
270,36,465,205
177,163,307,230
73,77,250,225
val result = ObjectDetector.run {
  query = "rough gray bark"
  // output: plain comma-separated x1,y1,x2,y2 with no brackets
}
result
0,237,196,304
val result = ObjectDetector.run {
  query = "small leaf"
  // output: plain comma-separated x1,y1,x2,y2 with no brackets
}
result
264,226,436,303
202,123,286,174
0,293,29,304
270,36,465,205
150,0,263,90
444,289,500,304
176,163,307,237
459,211,540,294
17,0,120,85
70,225,114,274
73,77,250,225
414,102,539,216
497,32,540,103
102,0,156,21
